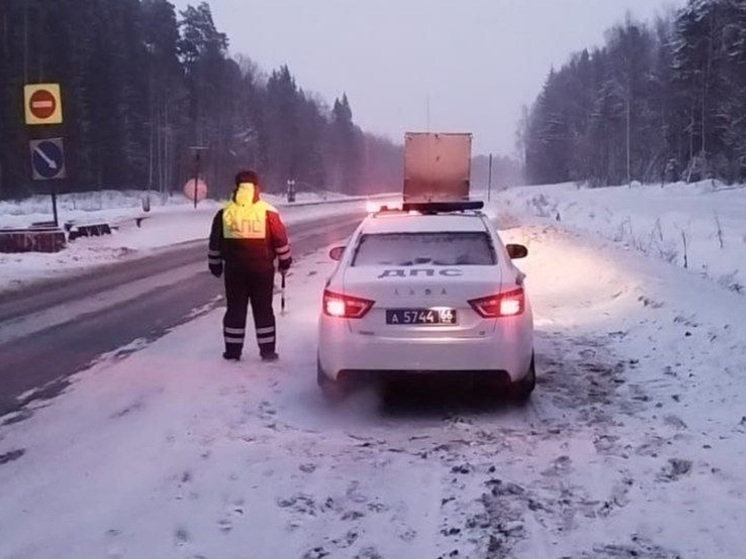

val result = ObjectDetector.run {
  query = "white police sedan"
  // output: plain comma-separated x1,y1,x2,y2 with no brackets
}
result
317,201,535,400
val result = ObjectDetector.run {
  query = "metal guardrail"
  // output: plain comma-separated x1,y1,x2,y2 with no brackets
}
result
274,192,399,209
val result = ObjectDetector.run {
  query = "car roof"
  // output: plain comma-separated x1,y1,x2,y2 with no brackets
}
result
360,212,489,235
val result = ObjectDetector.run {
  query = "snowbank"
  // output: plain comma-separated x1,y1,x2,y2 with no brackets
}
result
493,180,746,295
0,189,356,228
0,190,371,294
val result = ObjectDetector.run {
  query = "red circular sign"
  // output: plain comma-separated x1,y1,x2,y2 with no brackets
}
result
29,89,56,119
183,178,208,202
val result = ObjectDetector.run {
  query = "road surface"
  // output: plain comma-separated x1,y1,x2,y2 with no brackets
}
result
0,214,363,416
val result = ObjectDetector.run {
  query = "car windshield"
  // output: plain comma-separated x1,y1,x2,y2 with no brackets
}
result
351,232,496,267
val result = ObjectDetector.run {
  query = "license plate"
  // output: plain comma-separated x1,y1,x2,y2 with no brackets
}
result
385,308,457,325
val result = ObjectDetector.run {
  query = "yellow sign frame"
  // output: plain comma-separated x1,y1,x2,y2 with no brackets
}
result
24,83,63,125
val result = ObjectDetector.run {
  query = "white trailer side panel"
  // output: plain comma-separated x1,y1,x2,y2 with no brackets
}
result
403,132,472,201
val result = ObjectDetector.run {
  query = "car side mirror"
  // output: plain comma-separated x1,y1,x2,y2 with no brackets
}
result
329,246,345,261
506,244,528,259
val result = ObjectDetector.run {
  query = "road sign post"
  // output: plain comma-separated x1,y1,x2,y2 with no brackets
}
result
193,152,201,210
24,83,65,229
188,146,208,209
51,186,59,227
29,138,67,227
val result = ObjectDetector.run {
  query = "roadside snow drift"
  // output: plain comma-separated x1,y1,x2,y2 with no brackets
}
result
0,191,369,293
497,180,746,295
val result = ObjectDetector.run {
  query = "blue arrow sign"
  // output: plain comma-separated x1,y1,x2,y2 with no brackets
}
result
30,138,66,180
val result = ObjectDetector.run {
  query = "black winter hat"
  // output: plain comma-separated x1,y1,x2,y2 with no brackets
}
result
235,169,260,187
232,169,262,203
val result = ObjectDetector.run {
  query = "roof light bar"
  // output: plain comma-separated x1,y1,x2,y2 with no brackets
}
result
401,201,484,213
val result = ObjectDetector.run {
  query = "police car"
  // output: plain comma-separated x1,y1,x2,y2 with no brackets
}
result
317,200,535,400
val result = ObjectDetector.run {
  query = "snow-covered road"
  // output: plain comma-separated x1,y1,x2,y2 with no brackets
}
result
2,205,746,558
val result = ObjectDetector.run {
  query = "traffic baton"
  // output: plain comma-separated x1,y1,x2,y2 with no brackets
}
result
280,273,286,315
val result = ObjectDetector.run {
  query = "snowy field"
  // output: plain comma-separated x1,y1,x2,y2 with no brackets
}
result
1,183,746,557
0,190,384,294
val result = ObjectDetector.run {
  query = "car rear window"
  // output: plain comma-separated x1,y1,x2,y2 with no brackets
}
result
351,232,497,267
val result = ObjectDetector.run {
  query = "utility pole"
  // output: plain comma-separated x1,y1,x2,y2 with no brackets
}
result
487,153,493,202
145,43,155,197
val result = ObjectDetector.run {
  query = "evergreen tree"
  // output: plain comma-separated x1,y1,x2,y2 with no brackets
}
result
524,0,746,186
0,0,402,201
329,94,362,192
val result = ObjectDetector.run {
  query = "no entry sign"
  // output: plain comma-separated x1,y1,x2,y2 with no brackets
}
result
24,84,63,125
30,90,56,119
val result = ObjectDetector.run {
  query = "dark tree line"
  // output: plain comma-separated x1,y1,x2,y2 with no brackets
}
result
521,0,746,186
0,0,402,201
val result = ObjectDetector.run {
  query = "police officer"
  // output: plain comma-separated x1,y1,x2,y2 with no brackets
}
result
208,170,292,361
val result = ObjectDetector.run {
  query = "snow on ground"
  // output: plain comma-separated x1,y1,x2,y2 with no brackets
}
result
0,190,376,294
2,187,746,557
494,180,746,295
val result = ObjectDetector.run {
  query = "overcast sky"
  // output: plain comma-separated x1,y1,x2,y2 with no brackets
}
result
173,0,683,156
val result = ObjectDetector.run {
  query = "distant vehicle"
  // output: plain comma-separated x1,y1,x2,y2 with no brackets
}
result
316,200,535,400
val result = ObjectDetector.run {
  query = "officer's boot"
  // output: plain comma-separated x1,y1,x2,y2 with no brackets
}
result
223,344,242,361
256,325,278,361
223,325,245,361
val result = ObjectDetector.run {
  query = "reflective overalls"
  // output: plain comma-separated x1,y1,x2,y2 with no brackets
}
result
208,182,292,358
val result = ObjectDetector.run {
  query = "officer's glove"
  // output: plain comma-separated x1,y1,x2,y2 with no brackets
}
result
278,258,292,275
209,263,223,278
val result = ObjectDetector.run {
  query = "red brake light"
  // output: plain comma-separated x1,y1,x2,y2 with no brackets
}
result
469,287,525,318
323,290,375,319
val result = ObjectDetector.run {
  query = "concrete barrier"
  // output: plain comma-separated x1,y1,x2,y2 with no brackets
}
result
0,228,67,253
